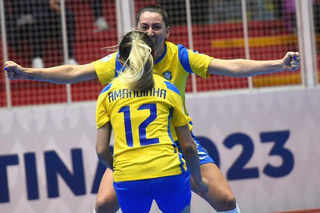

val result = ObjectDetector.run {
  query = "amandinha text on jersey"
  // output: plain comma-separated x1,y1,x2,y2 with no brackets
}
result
108,87,167,103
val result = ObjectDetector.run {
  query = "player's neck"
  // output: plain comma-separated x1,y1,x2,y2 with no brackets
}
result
155,43,166,60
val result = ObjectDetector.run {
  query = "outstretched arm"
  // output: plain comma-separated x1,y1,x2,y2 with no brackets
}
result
4,61,97,84
208,52,300,77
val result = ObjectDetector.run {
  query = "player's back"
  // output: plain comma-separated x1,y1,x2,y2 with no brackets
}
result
97,74,188,182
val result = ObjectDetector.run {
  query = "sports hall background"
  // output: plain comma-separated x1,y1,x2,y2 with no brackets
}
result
0,0,320,212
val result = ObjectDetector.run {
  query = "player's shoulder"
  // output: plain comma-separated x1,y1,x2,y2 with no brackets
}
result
165,41,178,49
99,77,123,94
154,74,180,96
100,52,118,62
93,52,118,66
165,41,189,52
99,82,113,95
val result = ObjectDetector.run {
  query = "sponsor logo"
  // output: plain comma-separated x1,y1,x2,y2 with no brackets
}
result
199,156,208,160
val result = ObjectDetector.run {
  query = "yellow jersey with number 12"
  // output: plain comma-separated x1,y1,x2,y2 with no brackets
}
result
96,74,191,182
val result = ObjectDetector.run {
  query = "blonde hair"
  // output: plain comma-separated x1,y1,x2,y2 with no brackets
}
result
117,30,156,91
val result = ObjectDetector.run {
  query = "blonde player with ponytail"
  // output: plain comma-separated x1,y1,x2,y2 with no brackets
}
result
95,30,208,213
116,31,155,91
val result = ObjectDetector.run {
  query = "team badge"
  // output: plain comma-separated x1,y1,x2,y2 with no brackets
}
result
163,71,172,81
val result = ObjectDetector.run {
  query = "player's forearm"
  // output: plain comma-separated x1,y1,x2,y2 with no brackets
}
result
175,125,203,182
5,61,98,84
208,58,285,77
96,123,113,170
228,59,285,77
97,151,114,170
208,52,300,77
23,65,82,84
181,143,202,182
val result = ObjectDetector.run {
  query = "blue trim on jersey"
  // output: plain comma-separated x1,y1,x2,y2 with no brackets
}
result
164,81,181,96
155,43,167,64
115,53,125,77
178,152,185,172
190,131,196,138
167,107,174,144
178,45,193,74
167,107,185,172
100,83,113,94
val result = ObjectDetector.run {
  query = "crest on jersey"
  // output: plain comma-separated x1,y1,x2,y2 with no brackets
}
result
163,71,172,81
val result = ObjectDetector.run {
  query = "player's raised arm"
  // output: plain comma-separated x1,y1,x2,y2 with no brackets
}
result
208,52,300,77
4,61,97,84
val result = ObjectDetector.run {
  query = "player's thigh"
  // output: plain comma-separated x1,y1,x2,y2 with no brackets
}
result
95,169,118,207
191,135,235,201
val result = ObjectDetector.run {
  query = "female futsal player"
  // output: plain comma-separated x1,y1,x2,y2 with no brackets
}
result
5,5,300,213
95,29,208,213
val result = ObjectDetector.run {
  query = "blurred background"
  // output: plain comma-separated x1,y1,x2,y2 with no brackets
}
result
0,0,318,108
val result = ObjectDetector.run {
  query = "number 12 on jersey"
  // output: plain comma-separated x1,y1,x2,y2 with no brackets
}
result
119,103,160,147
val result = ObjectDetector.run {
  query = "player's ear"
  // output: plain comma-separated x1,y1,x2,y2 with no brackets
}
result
165,26,170,39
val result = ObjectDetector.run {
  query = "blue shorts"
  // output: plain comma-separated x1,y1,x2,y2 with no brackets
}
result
175,131,215,165
113,172,191,213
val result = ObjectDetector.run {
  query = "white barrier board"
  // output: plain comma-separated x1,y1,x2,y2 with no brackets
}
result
1,88,320,213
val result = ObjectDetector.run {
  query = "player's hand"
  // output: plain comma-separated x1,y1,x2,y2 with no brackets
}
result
4,61,28,80
49,0,61,13
283,52,300,71
192,177,209,197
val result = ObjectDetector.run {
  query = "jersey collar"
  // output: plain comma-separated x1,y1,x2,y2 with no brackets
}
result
155,43,167,64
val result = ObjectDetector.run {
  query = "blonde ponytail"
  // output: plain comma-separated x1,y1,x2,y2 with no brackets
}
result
117,30,155,91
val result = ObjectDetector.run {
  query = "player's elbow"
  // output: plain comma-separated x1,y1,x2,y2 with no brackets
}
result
96,145,112,168
96,145,106,160
182,141,197,156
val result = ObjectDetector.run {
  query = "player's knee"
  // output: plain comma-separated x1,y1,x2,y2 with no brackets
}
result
216,195,237,211
223,196,237,209
95,197,119,213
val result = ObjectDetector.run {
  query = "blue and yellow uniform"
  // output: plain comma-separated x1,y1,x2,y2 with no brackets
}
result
96,74,191,182
96,74,192,212
93,41,214,164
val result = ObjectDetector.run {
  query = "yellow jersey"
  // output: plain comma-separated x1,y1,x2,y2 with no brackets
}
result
96,74,191,182
92,41,213,140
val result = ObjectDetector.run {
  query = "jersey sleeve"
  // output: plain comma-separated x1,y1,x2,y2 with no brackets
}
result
92,53,118,85
96,90,110,129
177,44,213,79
